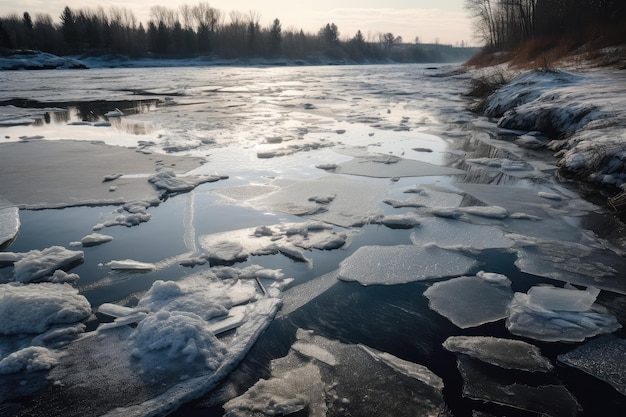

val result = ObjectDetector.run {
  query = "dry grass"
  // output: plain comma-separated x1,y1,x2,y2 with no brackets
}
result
465,29,626,71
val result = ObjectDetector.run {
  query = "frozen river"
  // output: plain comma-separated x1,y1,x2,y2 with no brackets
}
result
1,64,625,417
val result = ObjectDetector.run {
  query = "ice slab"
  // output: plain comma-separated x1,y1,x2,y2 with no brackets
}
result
506,291,621,342
410,217,514,250
13,246,84,283
255,176,387,227
80,233,113,247
0,283,91,335
443,336,553,372
0,206,20,250
457,355,581,417
224,329,446,417
374,213,422,229
527,285,600,312
558,335,626,396
338,244,478,286
384,185,464,209
333,154,465,178
424,272,513,328
0,140,204,209
148,169,228,195
513,239,626,295
106,259,156,271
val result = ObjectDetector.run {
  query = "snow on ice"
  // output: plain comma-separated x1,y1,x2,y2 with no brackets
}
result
0,283,90,335
423,271,513,328
12,246,84,283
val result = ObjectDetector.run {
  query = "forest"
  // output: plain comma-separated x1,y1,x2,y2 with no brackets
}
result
465,0,626,51
0,3,475,63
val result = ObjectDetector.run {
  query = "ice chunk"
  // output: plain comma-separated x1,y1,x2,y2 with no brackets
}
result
0,206,20,250
80,233,113,247
105,108,124,117
443,336,553,372
98,303,139,318
457,355,580,417
13,246,84,283
0,346,59,374
106,259,156,271
410,217,514,250
506,292,621,342
558,335,626,396
50,269,80,283
338,244,478,286
527,285,600,312
0,283,91,335
424,272,513,328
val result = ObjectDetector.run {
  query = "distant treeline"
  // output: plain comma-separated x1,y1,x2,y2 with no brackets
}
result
0,3,476,63
465,0,626,50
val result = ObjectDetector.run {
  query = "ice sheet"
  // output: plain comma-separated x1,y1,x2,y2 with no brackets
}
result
424,272,513,328
333,154,465,178
443,336,553,372
557,335,626,396
0,140,204,209
338,244,478,286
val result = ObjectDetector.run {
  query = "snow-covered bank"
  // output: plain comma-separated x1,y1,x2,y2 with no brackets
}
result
474,68,626,200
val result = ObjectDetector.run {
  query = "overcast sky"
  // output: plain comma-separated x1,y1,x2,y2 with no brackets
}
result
0,1,474,45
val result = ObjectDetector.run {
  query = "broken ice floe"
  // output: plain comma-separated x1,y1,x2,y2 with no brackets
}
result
558,335,626,396
423,272,513,328
443,336,553,372
200,221,349,266
456,355,581,417
224,329,446,417
373,213,422,229
0,283,91,335
0,206,20,250
0,346,60,375
338,244,478,286
506,285,621,342
12,246,84,283
384,185,464,209
410,217,514,250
